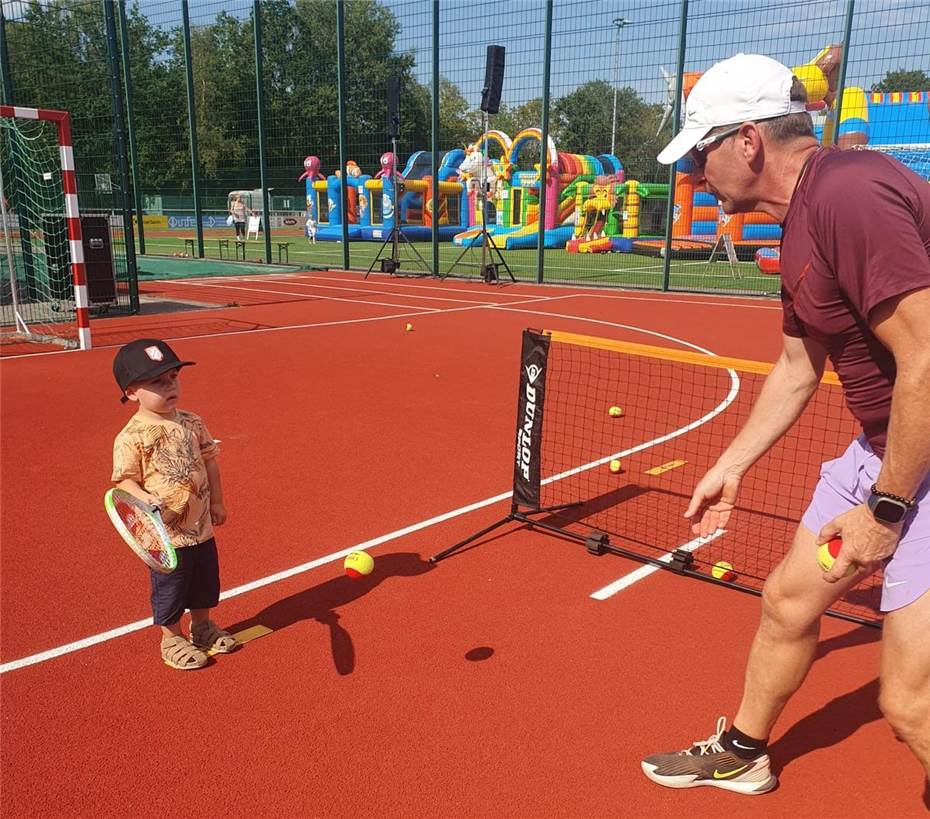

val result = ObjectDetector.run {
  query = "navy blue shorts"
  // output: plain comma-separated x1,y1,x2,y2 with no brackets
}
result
150,538,221,626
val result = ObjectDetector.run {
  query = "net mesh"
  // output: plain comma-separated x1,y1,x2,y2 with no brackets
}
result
524,329,881,625
0,115,79,348
854,143,930,180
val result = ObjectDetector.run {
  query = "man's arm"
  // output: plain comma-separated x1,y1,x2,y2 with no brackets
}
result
870,287,930,499
715,332,828,474
818,287,930,580
686,332,828,536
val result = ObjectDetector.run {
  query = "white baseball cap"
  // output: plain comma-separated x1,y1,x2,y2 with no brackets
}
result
657,53,808,165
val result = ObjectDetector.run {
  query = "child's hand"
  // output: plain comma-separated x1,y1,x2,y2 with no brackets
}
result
138,491,163,511
210,502,227,526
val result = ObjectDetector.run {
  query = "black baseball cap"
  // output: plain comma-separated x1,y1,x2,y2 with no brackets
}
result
113,338,195,402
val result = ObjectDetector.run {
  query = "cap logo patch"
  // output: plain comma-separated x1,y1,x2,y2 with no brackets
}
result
144,345,164,362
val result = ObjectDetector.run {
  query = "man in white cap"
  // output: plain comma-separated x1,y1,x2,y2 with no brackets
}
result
641,54,930,797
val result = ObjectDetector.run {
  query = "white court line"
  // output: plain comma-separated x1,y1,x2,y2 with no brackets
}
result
242,276,511,305
0,294,563,359
1,300,740,674
590,530,728,600
0,489,513,675
300,271,780,310
293,271,559,300
167,278,443,313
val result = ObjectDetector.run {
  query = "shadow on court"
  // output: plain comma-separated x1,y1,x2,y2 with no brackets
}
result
768,677,881,776
815,623,881,659
226,551,433,676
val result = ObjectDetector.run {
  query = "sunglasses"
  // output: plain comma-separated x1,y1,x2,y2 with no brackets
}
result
688,124,743,168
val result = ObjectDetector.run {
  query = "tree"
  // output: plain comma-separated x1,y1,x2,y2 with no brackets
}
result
437,78,481,149
552,81,664,181
871,69,930,92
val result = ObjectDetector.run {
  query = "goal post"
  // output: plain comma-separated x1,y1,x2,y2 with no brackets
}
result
0,105,91,350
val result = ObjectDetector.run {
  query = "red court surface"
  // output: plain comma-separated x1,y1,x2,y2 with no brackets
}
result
1,271,926,817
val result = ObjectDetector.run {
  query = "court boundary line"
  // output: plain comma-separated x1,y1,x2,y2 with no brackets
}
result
0,308,735,674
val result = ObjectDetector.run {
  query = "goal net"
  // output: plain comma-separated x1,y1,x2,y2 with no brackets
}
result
853,142,930,180
0,105,91,350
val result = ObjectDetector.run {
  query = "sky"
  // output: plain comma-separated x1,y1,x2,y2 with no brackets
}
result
3,0,927,111
382,0,930,108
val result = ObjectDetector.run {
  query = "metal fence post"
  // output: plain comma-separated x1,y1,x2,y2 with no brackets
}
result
103,0,139,309
118,0,145,258
336,0,349,269
0,8,12,105
253,0,272,264
661,0,688,292
535,0,553,285
180,0,203,258
831,0,857,146
431,0,439,277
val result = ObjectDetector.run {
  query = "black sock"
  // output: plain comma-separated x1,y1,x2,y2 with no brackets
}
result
723,725,768,760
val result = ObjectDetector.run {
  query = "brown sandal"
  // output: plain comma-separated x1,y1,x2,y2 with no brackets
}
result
190,619,239,654
161,635,208,670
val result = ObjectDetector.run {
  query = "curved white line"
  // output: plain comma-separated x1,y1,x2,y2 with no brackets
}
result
0,305,740,673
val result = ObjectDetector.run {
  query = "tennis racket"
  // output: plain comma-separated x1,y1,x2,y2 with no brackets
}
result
104,488,178,574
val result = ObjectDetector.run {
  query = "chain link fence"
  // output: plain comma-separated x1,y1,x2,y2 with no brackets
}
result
2,0,928,296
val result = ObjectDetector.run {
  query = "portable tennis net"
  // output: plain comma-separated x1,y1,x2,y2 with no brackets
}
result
432,328,881,627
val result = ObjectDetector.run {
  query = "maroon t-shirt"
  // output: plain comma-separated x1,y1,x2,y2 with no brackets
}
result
780,147,930,456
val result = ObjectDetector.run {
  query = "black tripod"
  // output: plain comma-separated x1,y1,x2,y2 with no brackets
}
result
446,111,515,284
365,133,431,279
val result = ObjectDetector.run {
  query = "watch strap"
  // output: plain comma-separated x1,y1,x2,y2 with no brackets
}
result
870,484,916,509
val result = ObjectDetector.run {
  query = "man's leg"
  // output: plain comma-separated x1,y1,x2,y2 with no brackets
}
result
641,522,865,794
732,522,864,741
879,589,930,778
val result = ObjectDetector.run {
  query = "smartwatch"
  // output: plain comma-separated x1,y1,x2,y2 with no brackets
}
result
867,485,915,525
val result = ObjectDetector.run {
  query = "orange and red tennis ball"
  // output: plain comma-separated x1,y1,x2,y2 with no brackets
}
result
344,551,374,579
816,536,855,576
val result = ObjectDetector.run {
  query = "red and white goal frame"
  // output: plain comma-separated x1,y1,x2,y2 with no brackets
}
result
0,104,91,350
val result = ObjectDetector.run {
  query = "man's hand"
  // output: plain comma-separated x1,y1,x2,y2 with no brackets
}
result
684,465,743,538
210,502,228,526
817,503,901,582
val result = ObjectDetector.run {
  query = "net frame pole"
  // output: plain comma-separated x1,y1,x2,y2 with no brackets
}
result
0,104,91,349
0,158,27,334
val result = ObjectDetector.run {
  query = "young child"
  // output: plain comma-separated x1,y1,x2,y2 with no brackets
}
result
111,338,238,670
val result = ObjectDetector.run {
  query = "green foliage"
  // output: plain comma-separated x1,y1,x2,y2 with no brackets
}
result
871,69,930,92
552,81,665,181
4,0,669,200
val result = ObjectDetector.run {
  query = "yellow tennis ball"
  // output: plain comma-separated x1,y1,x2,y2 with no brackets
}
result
405,323,413,331
344,551,374,579
609,459,622,473
608,406,624,417
712,560,735,580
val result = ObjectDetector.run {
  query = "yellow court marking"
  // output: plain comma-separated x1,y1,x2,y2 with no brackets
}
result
206,625,273,656
645,459,687,476
232,625,273,644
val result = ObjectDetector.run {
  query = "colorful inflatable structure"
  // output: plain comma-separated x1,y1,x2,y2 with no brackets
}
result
300,151,472,242
634,44,930,264
452,127,625,250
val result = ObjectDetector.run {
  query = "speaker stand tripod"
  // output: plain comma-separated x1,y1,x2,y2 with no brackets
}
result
365,135,431,279
446,112,515,284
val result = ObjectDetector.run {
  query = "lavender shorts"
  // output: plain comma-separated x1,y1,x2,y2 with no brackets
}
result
801,434,930,612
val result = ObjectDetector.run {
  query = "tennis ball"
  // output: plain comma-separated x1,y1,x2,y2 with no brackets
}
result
816,536,855,576
609,459,622,473
608,406,624,417
344,551,374,579
712,560,736,581
405,323,414,331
